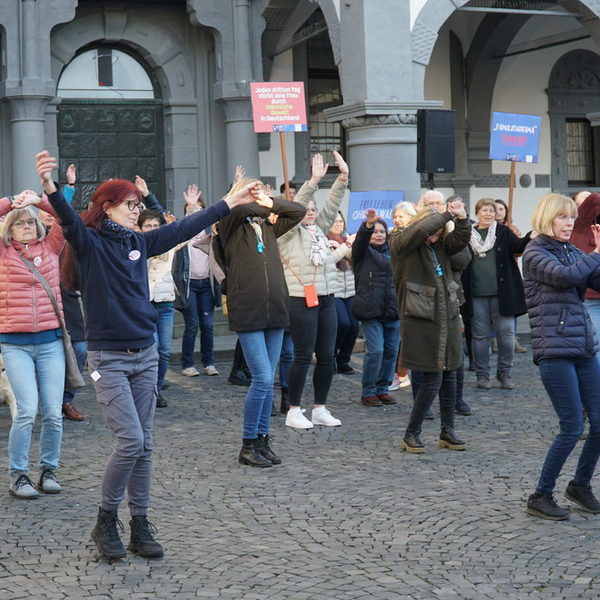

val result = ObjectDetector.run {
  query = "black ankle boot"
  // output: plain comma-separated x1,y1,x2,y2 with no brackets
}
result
402,432,425,453
128,515,164,558
239,439,273,467
280,388,290,414
439,427,466,450
91,507,126,559
256,434,282,464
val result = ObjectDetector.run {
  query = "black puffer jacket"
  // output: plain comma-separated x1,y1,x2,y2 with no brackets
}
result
217,199,306,333
523,235,600,364
352,223,399,322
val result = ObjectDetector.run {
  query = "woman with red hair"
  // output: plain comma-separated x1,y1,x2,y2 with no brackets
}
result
36,151,258,560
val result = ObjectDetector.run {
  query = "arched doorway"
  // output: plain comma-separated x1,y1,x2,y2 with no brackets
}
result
56,46,165,209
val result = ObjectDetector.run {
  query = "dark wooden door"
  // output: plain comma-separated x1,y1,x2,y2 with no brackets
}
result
57,100,165,210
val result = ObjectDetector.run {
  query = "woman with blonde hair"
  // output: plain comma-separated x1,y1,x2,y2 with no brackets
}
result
524,193,600,520
0,192,66,499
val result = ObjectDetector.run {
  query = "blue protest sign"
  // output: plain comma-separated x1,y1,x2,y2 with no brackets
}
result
489,112,541,163
346,191,405,234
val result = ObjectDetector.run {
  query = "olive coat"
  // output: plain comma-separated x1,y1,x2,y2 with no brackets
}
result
390,212,471,372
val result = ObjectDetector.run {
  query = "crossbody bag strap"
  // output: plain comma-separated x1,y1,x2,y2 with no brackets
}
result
16,252,66,330
281,260,317,286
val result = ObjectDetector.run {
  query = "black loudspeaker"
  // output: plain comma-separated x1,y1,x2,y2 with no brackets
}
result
416,109,455,174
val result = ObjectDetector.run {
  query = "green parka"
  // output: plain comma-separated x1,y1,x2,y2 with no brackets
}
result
390,212,471,372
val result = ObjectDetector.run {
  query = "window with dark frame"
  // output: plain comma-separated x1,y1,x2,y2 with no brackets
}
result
566,118,595,185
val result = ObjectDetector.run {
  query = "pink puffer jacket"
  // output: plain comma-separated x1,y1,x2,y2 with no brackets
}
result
0,197,66,334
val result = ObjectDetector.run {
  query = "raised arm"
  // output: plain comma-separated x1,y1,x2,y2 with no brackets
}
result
391,212,451,257
316,151,349,233
35,151,91,253
352,209,377,265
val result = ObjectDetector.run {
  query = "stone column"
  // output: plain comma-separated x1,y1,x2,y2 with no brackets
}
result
189,0,260,180
0,0,76,190
324,0,436,201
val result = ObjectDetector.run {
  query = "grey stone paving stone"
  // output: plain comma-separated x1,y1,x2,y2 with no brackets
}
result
2,352,600,597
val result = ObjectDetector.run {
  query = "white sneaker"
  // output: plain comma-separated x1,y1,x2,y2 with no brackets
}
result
311,407,341,427
9,474,39,499
203,365,219,376
388,375,401,391
399,375,411,388
285,407,314,429
182,367,200,377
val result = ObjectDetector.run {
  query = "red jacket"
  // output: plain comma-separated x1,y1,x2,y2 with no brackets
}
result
571,192,600,299
0,197,66,333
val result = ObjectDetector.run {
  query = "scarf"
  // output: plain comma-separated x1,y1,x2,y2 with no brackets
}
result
305,224,327,266
327,232,350,271
470,220,497,258
102,218,133,237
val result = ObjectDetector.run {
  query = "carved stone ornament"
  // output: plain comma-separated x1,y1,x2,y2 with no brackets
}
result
341,113,417,129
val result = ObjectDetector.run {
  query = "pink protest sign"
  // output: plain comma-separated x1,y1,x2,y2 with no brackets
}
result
250,82,308,133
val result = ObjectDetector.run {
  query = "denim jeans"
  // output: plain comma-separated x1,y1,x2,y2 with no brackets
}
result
361,319,400,396
153,303,174,390
335,297,359,367
287,295,337,406
181,278,215,369
63,340,87,403
279,331,294,390
88,345,158,516
584,299,600,344
406,370,456,436
471,296,514,377
2,340,65,475
535,357,600,494
238,329,284,439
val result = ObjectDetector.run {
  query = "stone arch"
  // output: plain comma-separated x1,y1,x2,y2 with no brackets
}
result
411,0,600,95
317,0,341,64
50,9,196,103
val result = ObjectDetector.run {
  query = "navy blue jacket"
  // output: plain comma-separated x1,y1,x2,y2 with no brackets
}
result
48,189,230,350
523,235,600,364
352,223,399,322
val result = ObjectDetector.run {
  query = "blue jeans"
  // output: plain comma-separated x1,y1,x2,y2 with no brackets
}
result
238,329,284,439
471,296,514,376
2,340,65,475
63,340,87,403
153,303,174,390
536,357,600,494
181,278,215,369
279,331,294,390
361,319,400,396
335,297,359,367
585,299,600,345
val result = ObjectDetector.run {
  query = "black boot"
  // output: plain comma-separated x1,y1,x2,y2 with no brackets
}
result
280,387,290,414
128,515,164,558
239,439,273,467
402,432,425,453
156,392,168,408
439,427,466,451
256,434,282,464
91,507,126,559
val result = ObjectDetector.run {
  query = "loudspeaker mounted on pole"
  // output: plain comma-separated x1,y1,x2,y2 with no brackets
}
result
416,109,456,188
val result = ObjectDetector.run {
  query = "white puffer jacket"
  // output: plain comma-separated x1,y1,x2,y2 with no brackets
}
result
147,249,177,302
330,243,356,299
277,177,347,298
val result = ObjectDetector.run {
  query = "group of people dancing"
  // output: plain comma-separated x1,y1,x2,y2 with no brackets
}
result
3,149,600,566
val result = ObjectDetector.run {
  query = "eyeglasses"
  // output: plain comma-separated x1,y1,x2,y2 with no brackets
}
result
13,219,36,228
126,201,144,212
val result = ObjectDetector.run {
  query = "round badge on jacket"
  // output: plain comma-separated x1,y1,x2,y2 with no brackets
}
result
33,256,42,267
128,250,141,261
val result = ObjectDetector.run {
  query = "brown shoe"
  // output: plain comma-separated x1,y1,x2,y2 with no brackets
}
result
377,393,397,405
361,395,383,407
62,403,84,421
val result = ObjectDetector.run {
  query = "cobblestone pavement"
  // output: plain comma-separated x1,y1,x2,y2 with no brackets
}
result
1,348,600,599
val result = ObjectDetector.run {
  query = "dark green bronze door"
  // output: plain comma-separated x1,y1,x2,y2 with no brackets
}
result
57,100,165,210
